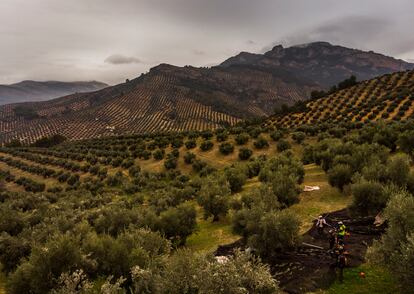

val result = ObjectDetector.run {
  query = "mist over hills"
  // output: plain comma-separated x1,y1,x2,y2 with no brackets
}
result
0,80,108,106
1,42,413,144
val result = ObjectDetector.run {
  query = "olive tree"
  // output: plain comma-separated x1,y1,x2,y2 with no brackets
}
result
197,175,231,221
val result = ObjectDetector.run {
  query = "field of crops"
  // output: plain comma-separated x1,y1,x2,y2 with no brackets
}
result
268,70,414,128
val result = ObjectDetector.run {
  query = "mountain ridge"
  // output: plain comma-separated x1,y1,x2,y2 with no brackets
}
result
1,42,413,143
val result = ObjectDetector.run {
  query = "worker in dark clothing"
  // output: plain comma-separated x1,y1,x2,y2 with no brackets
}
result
328,229,337,250
337,253,347,282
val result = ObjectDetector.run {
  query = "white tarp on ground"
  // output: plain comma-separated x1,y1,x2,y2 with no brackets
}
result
303,185,320,192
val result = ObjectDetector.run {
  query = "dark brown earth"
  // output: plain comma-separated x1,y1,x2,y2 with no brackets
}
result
215,209,385,294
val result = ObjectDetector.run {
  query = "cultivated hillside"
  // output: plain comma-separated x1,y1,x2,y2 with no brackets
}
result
0,80,108,105
267,70,414,128
1,43,412,144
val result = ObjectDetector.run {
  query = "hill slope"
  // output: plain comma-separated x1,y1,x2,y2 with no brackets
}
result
221,42,414,88
1,42,413,143
0,80,108,105
266,70,414,128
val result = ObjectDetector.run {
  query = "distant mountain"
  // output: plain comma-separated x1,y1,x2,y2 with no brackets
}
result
220,42,414,88
0,80,108,105
1,42,413,143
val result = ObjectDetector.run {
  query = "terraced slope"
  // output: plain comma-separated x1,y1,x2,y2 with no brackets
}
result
0,64,314,144
267,70,414,128
1,42,412,144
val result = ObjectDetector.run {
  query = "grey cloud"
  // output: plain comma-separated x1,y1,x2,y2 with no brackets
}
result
273,16,391,51
105,55,141,65
0,0,413,85
193,50,206,56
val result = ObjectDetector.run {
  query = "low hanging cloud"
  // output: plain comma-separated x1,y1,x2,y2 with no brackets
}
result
105,54,141,65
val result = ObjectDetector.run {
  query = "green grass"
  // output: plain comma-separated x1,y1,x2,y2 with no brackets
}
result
321,264,399,294
288,164,351,233
186,214,240,253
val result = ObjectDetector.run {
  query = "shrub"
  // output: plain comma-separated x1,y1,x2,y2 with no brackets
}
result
397,130,414,157
254,136,269,149
159,250,279,294
351,180,386,214
327,164,353,191
216,132,228,142
292,132,306,144
200,140,213,151
8,234,83,294
184,152,196,164
164,157,178,170
248,210,299,258
302,145,314,164
121,158,134,169
248,128,262,139
197,175,231,221
235,133,249,145
219,142,234,155
270,171,301,207
153,149,165,160
158,203,197,246
270,131,284,141
67,174,80,186
386,154,411,187
367,189,414,290
192,160,207,173
238,148,253,160
201,130,213,140
225,166,247,193
276,139,291,152
184,140,197,150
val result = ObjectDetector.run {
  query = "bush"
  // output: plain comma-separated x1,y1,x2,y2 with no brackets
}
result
302,145,314,164
67,174,80,186
184,152,196,164
197,175,231,221
8,234,83,294
398,130,414,157
368,189,414,290
184,140,197,150
270,171,301,207
270,131,284,141
238,148,253,160
192,160,207,173
153,149,165,160
277,139,291,152
351,180,386,214
225,166,247,193
158,203,197,246
327,164,353,191
235,133,249,145
158,250,279,294
200,140,214,152
254,136,269,149
219,142,234,155
248,210,299,258
216,132,228,142
292,132,306,144
164,157,178,170
201,130,213,140
386,154,411,187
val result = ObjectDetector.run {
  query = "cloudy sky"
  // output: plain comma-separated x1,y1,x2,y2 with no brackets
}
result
1,0,413,85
